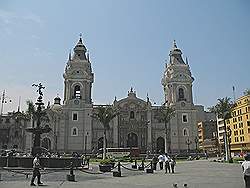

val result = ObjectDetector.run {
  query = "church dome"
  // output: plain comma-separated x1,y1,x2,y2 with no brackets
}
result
51,96,62,111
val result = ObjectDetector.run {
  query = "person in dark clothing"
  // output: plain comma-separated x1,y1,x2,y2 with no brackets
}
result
165,156,171,173
30,154,43,186
170,157,176,173
152,155,158,170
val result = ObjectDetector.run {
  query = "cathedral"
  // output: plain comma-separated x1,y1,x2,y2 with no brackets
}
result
24,37,209,155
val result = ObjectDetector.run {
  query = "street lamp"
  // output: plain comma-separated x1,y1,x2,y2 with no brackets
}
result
194,136,199,154
129,133,132,160
186,138,192,154
84,132,89,157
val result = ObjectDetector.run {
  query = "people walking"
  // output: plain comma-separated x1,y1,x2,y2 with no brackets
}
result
152,155,158,170
158,153,165,170
242,154,250,188
170,157,176,173
165,155,171,173
30,154,43,186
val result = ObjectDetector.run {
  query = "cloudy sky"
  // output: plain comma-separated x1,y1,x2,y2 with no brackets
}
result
0,0,249,113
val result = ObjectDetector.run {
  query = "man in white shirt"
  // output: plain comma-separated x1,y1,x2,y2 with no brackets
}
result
158,154,166,170
242,154,250,188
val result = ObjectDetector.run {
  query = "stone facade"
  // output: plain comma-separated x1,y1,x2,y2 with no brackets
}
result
24,38,210,155
161,41,197,153
0,112,28,151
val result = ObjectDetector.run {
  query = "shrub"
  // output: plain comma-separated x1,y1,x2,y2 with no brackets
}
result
99,158,115,165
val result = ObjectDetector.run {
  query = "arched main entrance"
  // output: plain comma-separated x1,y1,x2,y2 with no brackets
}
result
127,132,138,147
156,137,165,154
41,137,51,151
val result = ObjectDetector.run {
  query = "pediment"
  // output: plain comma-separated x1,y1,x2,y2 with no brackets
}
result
172,73,192,82
116,98,147,110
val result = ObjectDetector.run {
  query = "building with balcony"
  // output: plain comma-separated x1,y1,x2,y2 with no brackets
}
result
227,94,250,156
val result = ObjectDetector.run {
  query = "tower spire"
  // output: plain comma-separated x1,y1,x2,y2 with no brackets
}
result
68,49,71,61
17,96,21,112
173,40,177,49
73,33,87,60
186,57,189,65
87,51,90,61
79,33,83,43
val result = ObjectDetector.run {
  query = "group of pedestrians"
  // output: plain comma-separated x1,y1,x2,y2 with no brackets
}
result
152,153,176,173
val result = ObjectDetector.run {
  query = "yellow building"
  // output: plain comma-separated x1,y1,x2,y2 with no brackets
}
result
227,94,250,156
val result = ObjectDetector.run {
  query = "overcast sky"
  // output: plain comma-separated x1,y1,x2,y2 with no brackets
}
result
0,0,249,113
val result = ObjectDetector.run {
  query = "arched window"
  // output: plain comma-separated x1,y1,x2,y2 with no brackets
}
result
183,128,189,136
71,127,78,136
178,88,184,100
130,111,135,119
74,85,81,99
14,131,18,137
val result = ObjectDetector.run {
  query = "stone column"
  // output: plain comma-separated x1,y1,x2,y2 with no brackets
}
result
113,116,119,147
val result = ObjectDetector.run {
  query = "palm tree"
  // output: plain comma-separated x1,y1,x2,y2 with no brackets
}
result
244,89,250,96
157,104,175,154
92,106,118,159
209,97,233,161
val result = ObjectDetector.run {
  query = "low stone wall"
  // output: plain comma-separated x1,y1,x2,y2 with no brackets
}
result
0,157,82,168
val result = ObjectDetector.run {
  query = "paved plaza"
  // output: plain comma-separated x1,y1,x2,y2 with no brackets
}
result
0,160,245,188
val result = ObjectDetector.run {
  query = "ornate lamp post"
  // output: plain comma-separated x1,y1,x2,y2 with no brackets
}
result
26,83,51,156
186,137,192,154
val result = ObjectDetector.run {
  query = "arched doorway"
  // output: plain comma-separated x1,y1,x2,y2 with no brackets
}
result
98,137,104,149
156,137,165,154
127,132,138,147
41,137,51,151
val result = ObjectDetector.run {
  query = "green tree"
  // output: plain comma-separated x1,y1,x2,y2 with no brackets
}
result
157,104,175,154
92,106,118,159
209,97,233,161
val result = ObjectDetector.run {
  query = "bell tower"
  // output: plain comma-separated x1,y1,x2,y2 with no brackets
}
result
161,41,197,153
63,36,94,106
161,40,194,106
59,36,93,153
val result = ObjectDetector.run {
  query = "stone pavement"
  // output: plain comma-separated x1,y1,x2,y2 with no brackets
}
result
0,160,245,188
